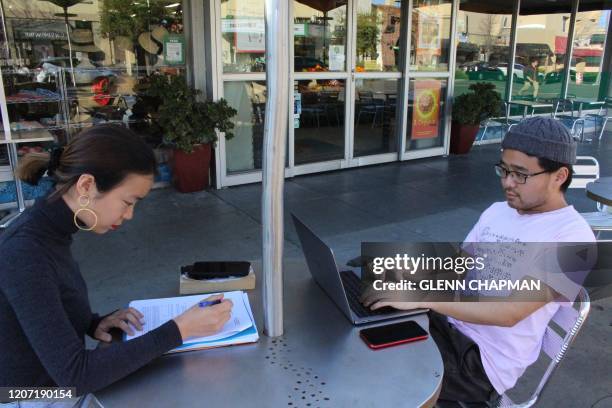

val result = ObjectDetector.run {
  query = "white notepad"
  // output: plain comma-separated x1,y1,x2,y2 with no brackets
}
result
125,291,259,353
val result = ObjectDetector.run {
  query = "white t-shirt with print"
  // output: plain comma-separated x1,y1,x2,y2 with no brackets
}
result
449,201,595,394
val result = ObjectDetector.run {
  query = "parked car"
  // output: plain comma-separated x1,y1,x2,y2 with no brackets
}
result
497,63,524,81
34,57,116,85
460,61,505,81
497,62,546,83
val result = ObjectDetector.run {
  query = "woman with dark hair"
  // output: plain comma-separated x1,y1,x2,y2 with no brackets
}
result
0,125,233,404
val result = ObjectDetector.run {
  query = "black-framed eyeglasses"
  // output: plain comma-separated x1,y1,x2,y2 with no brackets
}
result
494,163,550,184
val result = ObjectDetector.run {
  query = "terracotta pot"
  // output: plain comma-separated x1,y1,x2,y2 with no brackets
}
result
172,144,212,193
450,122,480,154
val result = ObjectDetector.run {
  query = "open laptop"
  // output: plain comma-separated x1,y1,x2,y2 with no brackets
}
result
292,214,426,325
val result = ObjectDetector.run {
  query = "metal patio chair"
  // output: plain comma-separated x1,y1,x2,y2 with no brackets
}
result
552,98,585,141
477,101,520,144
436,288,591,408
569,156,612,236
494,288,591,407
583,97,612,141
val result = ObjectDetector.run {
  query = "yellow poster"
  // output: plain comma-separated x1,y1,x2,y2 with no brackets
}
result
412,80,441,139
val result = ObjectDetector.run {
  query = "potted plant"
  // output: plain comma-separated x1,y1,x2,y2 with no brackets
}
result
450,82,502,154
135,74,236,192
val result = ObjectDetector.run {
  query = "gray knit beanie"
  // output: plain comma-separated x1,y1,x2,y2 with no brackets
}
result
502,117,577,164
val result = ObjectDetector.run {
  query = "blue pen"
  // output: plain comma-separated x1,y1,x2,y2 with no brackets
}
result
198,299,222,308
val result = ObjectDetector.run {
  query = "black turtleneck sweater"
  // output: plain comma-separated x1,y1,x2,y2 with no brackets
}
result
0,196,182,396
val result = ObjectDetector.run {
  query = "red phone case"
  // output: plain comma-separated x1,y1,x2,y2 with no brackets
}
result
359,331,428,350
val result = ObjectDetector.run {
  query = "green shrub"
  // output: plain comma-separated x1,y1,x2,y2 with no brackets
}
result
452,82,502,125
135,74,237,153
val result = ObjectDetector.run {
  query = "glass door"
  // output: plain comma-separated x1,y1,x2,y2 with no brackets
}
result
349,0,404,166
292,0,405,171
292,0,348,171
216,0,458,187
402,0,455,160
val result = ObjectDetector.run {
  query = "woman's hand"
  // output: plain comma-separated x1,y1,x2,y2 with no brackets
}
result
173,294,233,341
94,308,145,342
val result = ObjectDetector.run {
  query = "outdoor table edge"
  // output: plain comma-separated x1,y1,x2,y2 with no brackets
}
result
586,188,612,206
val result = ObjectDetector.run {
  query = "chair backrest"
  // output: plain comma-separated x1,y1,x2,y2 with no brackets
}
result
553,98,574,117
604,97,612,114
496,288,591,408
358,90,374,100
569,156,599,189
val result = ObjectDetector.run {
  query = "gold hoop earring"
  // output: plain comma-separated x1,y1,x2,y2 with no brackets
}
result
74,195,98,231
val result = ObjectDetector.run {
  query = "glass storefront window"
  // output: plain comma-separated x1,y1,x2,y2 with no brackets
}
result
406,78,447,151
454,7,512,100
511,7,571,101
293,0,347,73
355,0,402,72
224,81,267,174
567,9,611,101
410,0,452,72
221,0,266,73
354,78,399,156
294,79,345,165
1,0,186,143
1,0,186,201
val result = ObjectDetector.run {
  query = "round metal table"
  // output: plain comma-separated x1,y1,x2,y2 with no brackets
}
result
95,259,444,407
586,177,612,206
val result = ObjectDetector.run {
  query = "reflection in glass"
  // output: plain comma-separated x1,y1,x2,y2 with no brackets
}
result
512,7,571,101
406,78,447,151
355,0,402,72
567,10,610,101
410,0,452,71
454,8,512,100
294,79,345,165
224,81,267,174
1,0,185,145
354,79,399,157
293,0,347,72
221,0,266,73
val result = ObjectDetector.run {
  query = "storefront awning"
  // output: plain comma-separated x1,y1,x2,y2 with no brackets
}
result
461,0,611,15
295,0,347,12
573,48,604,57
555,36,603,57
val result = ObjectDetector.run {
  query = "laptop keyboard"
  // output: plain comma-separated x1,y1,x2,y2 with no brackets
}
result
340,271,395,318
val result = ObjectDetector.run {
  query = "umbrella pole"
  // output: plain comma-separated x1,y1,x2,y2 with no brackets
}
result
262,0,288,338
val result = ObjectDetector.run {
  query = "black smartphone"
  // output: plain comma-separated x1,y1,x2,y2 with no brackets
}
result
360,321,428,350
182,261,251,280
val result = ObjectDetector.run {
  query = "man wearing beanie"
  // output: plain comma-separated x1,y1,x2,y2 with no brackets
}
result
363,117,595,404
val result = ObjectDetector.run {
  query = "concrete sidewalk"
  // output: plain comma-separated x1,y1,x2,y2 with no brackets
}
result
75,134,612,407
